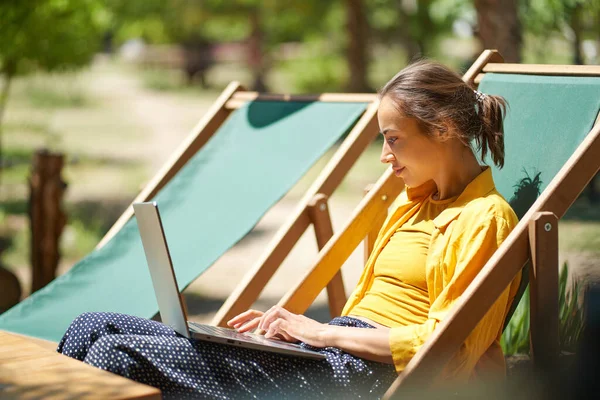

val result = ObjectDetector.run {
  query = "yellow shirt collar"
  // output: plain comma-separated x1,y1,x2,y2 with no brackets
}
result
405,167,497,229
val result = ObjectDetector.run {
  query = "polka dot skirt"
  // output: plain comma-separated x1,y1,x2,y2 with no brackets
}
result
57,312,397,399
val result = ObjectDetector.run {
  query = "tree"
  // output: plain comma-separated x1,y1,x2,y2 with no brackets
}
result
0,0,104,185
345,0,371,92
369,0,468,61
520,0,600,64
475,0,522,62
203,0,333,91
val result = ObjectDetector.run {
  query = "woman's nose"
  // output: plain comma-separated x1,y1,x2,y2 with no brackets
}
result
380,148,394,164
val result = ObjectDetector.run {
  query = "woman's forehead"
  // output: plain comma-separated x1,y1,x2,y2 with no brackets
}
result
378,96,410,127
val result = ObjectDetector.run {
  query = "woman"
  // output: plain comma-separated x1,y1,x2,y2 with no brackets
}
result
58,60,521,399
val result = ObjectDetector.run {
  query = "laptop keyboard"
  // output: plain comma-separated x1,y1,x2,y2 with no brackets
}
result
188,322,268,344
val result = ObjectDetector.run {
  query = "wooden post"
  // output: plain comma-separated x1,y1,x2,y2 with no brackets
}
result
363,183,387,265
462,49,504,86
307,194,346,318
29,150,67,293
528,211,559,371
279,169,404,314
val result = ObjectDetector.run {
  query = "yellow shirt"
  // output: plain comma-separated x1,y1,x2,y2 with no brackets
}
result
349,195,457,327
342,167,521,381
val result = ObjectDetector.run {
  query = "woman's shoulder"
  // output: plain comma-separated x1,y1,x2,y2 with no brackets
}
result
458,189,518,229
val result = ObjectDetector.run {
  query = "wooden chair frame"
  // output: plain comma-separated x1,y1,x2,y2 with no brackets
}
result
274,50,600,398
93,82,380,324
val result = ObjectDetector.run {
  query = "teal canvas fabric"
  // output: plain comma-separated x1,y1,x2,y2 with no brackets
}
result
479,73,600,217
478,73,600,326
0,100,368,341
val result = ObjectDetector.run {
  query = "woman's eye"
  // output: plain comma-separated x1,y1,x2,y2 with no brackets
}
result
386,137,397,145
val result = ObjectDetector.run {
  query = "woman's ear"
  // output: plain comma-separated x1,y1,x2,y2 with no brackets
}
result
433,124,451,142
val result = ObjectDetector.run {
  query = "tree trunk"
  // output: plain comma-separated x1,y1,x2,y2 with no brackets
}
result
474,0,522,62
415,0,435,57
248,10,268,92
345,0,370,92
29,150,67,293
395,0,421,61
0,65,16,194
570,3,584,65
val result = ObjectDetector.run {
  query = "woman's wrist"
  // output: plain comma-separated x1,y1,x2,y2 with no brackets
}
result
318,324,336,347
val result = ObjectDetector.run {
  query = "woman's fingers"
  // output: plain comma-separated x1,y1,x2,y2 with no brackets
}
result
236,317,261,333
258,306,292,331
264,319,296,343
227,309,264,328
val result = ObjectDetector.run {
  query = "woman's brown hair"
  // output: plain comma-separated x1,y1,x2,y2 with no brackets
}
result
379,59,508,168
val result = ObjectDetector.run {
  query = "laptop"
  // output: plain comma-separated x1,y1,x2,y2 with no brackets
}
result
133,201,326,360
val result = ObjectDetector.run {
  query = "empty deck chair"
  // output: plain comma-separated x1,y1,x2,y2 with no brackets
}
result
0,83,379,342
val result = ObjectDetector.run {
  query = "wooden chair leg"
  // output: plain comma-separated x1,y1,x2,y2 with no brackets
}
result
308,194,346,318
363,184,387,265
528,211,560,371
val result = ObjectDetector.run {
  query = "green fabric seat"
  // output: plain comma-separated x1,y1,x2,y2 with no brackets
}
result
0,100,368,342
478,73,600,325
480,73,600,215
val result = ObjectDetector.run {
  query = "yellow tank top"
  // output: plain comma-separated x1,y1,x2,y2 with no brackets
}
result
349,194,457,327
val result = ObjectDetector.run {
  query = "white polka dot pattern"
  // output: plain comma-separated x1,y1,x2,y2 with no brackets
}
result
57,312,396,399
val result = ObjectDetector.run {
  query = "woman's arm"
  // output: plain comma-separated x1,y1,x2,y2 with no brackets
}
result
249,305,394,364
323,324,393,364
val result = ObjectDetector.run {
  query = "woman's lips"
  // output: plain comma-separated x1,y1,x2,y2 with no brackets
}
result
392,166,405,176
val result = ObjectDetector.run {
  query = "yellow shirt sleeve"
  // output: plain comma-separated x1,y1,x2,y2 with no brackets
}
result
389,211,517,377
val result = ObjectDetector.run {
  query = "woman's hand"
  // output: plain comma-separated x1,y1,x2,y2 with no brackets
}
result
258,306,329,348
227,309,264,333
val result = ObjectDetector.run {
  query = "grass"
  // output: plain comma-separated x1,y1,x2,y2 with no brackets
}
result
10,71,94,109
501,263,585,356
559,221,600,254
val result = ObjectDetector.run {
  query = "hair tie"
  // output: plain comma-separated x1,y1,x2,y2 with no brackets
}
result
474,90,487,102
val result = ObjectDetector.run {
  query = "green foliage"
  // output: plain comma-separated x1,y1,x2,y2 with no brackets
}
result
140,68,187,92
283,56,348,93
0,0,106,75
60,219,104,261
558,263,585,352
520,0,597,35
368,0,472,57
501,263,585,355
501,286,531,355
279,36,348,93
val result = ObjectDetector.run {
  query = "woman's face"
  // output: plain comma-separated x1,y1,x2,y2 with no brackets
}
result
377,95,443,188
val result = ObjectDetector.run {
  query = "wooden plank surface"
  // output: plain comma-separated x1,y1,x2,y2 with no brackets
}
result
0,330,161,400
362,183,387,265
225,92,377,109
528,212,559,370
462,49,503,87
278,169,404,314
307,194,347,317
483,63,600,76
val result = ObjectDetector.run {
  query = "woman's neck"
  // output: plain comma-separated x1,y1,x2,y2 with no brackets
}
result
432,147,483,200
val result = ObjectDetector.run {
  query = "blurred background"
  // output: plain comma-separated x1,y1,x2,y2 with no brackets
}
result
0,0,599,372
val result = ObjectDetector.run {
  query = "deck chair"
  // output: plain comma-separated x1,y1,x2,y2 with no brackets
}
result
0,82,380,343
275,50,600,398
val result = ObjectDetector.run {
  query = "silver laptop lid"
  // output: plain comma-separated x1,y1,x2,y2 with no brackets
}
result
133,202,191,338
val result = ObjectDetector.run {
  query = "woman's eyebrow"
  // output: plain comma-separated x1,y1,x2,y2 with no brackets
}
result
379,128,395,135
